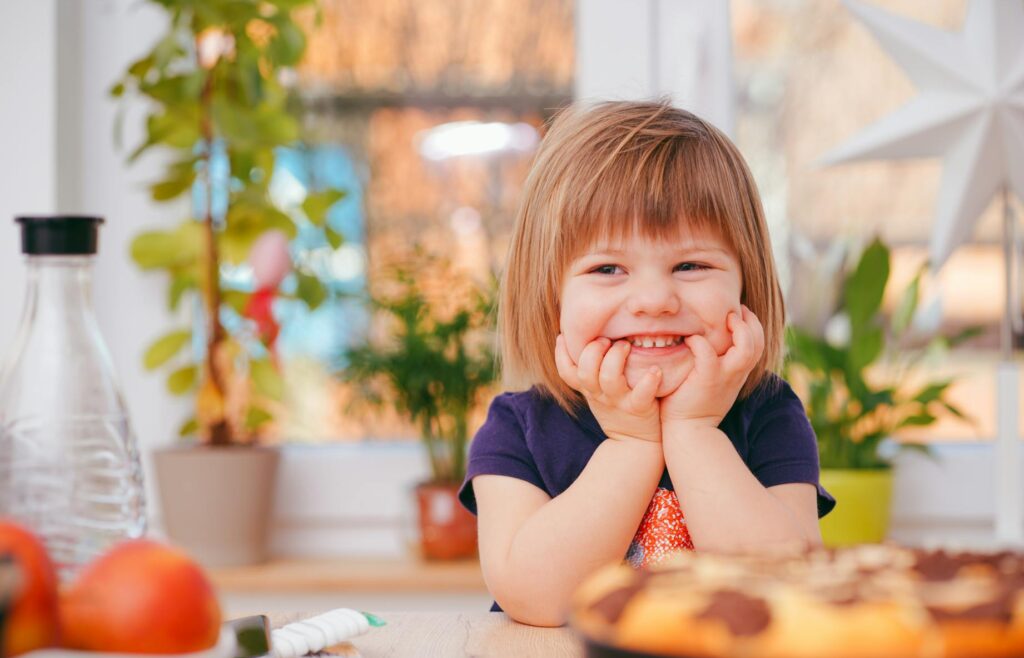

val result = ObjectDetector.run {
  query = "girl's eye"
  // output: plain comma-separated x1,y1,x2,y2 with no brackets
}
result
591,264,623,275
675,262,708,272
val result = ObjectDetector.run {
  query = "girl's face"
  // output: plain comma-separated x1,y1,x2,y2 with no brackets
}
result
559,228,743,397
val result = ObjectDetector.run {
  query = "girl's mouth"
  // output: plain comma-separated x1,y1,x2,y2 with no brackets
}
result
619,334,689,356
626,334,683,348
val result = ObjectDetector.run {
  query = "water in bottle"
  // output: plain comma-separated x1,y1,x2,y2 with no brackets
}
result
0,216,146,581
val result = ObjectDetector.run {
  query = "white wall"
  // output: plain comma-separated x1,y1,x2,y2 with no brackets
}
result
0,1,57,348
576,0,735,135
0,0,190,522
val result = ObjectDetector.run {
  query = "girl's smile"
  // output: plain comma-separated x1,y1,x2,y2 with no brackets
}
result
617,334,685,349
617,335,690,356
559,229,743,397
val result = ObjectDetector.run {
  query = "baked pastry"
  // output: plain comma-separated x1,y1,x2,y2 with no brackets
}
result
571,544,1024,658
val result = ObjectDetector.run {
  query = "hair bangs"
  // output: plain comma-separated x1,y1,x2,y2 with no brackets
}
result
556,132,743,269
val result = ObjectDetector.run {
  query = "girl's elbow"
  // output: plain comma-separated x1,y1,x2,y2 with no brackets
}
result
491,583,569,627
502,602,568,628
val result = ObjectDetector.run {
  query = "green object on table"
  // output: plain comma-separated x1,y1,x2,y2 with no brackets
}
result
225,615,272,658
818,468,894,546
362,612,387,627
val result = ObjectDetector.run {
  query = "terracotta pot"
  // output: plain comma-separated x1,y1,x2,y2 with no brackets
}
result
414,482,477,560
153,444,280,567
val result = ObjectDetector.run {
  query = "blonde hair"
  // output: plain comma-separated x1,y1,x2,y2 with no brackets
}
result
499,100,785,413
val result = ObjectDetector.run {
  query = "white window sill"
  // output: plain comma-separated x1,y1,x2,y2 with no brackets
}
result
153,440,1017,557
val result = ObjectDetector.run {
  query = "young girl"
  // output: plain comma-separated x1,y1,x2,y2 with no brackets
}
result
458,101,835,627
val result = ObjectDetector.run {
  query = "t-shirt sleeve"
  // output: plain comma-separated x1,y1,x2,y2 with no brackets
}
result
746,381,836,518
458,393,547,515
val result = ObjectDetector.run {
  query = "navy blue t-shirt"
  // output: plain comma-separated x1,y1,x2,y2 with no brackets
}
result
459,374,835,517
458,374,835,611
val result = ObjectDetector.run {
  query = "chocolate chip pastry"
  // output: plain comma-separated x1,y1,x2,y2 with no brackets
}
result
570,544,1024,658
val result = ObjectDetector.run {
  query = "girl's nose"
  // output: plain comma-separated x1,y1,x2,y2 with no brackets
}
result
624,278,681,316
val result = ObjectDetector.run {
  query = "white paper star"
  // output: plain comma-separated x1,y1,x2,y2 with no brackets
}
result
822,0,1024,270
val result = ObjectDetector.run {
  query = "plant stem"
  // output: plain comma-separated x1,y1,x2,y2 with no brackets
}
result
452,409,467,487
421,416,443,483
198,48,230,446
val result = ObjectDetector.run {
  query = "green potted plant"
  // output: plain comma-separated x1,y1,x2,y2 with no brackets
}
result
785,237,977,546
112,0,342,565
344,253,498,560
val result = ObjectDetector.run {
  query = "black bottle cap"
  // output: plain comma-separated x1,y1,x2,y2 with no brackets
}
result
14,215,104,255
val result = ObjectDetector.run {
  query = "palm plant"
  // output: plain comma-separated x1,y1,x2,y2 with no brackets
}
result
785,237,978,469
344,256,498,483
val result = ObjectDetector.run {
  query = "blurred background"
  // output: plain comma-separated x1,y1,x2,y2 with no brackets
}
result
0,0,1019,615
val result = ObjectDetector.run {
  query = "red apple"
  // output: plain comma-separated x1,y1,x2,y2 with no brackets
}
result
0,519,61,656
60,539,222,654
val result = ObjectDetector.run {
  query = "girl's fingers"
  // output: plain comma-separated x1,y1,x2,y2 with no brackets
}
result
685,333,717,370
723,307,765,373
553,334,583,390
598,340,631,397
744,305,766,360
576,337,611,394
628,366,662,411
723,311,753,371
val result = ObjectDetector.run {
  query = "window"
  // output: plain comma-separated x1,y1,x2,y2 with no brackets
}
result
732,0,1022,441
256,0,574,441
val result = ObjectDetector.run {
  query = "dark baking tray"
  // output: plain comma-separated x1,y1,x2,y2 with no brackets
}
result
585,639,703,658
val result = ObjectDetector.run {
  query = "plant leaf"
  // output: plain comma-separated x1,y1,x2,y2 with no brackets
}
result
251,359,285,401
178,416,199,438
941,401,969,420
845,237,889,331
946,325,985,348
785,327,829,372
296,272,327,310
848,325,884,372
245,406,274,431
131,222,202,270
899,412,937,428
127,54,154,79
167,365,198,395
301,189,345,226
150,172,196,202
168,271,197,311
325,226,344,249
222,289,252,315
144,329,192,370
891,266,921,336
267,19,306,66
899,441,941,464
912,380,951,405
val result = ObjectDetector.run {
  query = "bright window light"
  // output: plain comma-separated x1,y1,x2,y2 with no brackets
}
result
417,121,539,161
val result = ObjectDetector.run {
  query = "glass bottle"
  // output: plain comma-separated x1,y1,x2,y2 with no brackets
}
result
0,216,146,581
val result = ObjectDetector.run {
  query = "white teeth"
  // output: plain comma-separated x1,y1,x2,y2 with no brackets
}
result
628,335,681,348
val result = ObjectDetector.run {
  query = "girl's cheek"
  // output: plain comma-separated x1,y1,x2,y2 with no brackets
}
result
565,333,586,363
558,320,584,363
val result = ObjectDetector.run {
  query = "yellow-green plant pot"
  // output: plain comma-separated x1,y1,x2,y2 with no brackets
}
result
818,468,893,547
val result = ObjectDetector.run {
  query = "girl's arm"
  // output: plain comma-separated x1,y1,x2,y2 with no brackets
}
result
474,335,665,627
660,307,821,553
662,422,821,553
473,436,664,627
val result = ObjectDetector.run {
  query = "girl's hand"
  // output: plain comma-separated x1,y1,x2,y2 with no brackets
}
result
554,334,663,443
660,306,765,430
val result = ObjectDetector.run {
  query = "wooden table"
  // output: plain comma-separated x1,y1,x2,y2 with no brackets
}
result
273,612,583,658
